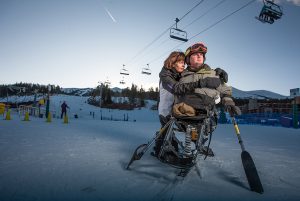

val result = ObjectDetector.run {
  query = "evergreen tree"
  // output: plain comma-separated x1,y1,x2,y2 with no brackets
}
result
121,87,130,98
147,87,158,101
106,86,113,104
139,86,145,107
129,84,138,105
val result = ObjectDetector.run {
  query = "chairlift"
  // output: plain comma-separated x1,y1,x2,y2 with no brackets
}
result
120,64,129,75
119,77,126,85
170,18,188,42
104,78,111,86
256,0,283,24
142,64,151,75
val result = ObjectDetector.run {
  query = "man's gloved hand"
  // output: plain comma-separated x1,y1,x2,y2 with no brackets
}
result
225,105,241,117
223,98,241,117
215,68,228,83
199,77,221,89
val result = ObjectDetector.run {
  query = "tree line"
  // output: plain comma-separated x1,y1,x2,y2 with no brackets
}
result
0,83,62,97
90,83,159,107
1,82,159,106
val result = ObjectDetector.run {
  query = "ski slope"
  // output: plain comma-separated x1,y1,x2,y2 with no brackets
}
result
0,95,299,201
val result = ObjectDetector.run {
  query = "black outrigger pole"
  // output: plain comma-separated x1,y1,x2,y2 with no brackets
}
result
232,117,264,194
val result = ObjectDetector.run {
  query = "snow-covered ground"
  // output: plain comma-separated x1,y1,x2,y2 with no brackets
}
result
0,95,299,201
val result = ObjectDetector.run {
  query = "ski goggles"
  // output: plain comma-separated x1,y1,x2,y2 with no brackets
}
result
185,43,207,56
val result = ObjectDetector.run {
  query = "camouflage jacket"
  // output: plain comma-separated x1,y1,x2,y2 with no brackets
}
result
174,64,233,111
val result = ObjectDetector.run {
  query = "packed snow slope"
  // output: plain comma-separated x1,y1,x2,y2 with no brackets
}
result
0,95,299,201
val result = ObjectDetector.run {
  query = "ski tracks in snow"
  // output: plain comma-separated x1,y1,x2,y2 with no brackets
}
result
150,159,203,201
150,175,183,201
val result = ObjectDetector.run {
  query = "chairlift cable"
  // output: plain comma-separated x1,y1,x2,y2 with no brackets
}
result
126,0,205,65
136,0,226,65
182,0,227,29
131,38,170,64
127,28,171,64
151,0,227,62
148,42,185,65
178,0,205,21
147,0,256,65
189,0,256,41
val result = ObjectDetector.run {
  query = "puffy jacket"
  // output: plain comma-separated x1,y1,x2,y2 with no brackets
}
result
61,102,69,112
158,67,201,117
174,64,233,111
158,68,180,117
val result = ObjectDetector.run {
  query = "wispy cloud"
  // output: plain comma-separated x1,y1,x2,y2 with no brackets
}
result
286,0,300,6
104,7,116,23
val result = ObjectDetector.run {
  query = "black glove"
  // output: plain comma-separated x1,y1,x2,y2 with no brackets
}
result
223,100,241,117
159,115,171,127
199,77,221,89
215,68,228,83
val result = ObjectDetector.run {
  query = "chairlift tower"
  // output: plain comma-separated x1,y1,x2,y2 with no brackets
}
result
45,85,51,118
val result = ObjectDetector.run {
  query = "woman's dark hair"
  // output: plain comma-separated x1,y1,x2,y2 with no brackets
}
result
163,51,185,69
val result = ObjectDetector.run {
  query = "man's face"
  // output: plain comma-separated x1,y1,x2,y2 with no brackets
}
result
190,52,204,68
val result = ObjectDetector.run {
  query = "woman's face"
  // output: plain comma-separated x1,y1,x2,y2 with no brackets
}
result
174,60,185,73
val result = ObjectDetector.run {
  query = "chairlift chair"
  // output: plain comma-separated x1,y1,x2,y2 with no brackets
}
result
142,64,151,75
120,64,129,76
169,18,188,42
120,77,126,85
257,0,283,24
104,78,111,86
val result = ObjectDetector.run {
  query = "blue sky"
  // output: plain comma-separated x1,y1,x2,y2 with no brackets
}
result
0,0,299,95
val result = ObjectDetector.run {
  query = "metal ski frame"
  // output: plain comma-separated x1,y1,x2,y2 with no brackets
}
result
232,117,264,194
126,112,215,175
126,120,173,170
157,118,177,159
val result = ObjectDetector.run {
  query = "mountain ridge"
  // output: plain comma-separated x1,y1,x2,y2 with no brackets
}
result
232,87,287,99
62,87,288,99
